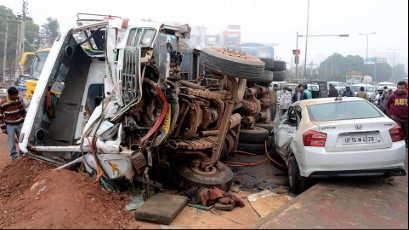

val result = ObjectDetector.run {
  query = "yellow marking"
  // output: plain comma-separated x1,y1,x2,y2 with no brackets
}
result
162,107,172,133
107,161,122,176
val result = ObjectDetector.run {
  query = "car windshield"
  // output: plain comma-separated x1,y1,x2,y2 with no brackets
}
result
308,100,383,121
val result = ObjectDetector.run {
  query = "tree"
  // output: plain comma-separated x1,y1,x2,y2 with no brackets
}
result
0,6,22,79
40,17,60,48
317,53,402,83
24,17,40,52
391,64,408,82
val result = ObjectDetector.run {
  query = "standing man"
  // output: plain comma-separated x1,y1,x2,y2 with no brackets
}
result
0,86,27,161
292,84,308,103
270,84,279,121
303,84,312,99
342,86,354,97
279,86,292,116
328,84,339,97
385,81,408,147
356,86,368,99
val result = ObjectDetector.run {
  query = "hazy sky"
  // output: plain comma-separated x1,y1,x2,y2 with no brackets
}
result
2,0,408,71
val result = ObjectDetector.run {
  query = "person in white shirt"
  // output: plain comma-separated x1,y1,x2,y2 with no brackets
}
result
280,86,292,116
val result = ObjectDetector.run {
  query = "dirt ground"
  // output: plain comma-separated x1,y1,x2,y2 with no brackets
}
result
0,134,292,229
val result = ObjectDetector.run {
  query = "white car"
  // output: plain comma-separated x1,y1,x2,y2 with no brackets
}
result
273,97,406,193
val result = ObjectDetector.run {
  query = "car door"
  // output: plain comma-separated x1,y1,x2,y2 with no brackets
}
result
274,105,299,159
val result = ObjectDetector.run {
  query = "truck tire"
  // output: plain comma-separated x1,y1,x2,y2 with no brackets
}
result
255,123,275,133
247,70,274,83
177,161,233,191
260,58,275,71
238,127,269,143
273,60,286,71
273,70,287,81
237,142,266,155
200,48,265,80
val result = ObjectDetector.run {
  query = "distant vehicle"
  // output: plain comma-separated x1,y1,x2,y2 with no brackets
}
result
273,97,406,193
25,48,51,102
351,83,376,100
378,81,397,91
327,81,343,89
346,71,372,85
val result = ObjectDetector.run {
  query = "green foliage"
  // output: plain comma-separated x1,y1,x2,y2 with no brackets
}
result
318,53,407,83
40,17,60,47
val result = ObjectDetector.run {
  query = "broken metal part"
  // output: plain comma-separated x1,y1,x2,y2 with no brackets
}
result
204,76,239,168
241,99,261,115
186,88,226,100
180,80,206,90
229,113,241,129
140,83,169,145
246,87,258,96
131,150,147,174
201,130,219,136
169,136,217,150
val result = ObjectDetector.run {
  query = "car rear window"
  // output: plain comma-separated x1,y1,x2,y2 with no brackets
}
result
308,100,383,121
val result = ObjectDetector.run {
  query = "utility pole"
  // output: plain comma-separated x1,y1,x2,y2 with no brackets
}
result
309,60,314,80
303,0,310,79
15,22,21,83
14,0,29,83
2,18,9,83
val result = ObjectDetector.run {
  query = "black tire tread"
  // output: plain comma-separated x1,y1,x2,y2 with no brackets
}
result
239,127,270,143
200,48,265,80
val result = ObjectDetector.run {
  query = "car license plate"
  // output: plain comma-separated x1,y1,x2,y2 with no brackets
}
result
342,134,377,145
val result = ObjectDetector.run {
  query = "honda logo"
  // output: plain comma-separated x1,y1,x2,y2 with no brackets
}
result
355,124,362,130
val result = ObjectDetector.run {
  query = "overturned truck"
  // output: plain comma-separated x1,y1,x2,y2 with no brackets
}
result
19,14,272,192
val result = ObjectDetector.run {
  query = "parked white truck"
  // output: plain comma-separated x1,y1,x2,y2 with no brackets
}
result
346,71,372,85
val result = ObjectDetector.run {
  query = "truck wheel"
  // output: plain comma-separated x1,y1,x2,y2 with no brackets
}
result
273,70,287,81
255,123,275,133
272,60,287,71
247,70,275,83
260,58,275,71
239,127,269,143
200,48,265,80
176,162,233,191
237,142,266,155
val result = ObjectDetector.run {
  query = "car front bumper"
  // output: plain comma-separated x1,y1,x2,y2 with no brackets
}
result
296,142,407,178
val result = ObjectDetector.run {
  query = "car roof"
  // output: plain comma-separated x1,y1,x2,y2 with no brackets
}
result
295,97,366,107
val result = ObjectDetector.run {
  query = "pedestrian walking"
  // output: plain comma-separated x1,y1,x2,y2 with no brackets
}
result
0,86,26,161
303,84,312,99
280,86,292,115
342,86,354,97
292,84,308,103
385,81,408,147
356,86,368,99
328,84,339,97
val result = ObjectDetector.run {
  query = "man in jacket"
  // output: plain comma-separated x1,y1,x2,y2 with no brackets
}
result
303,84,312,99
342,86,354,97
356,86,368,99
328,84,339,97
385,81,408,147
292,84,308,103
0,86,27,161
